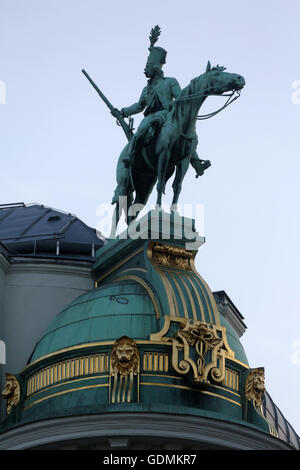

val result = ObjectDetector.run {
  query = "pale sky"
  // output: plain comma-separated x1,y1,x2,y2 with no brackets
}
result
1,0,300,434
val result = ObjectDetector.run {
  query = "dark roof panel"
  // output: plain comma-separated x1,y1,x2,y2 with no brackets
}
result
0,203,105,261
263,392,300,450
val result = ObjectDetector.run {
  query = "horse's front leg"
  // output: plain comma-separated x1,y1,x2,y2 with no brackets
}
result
171,157,190,213
156,150,167,207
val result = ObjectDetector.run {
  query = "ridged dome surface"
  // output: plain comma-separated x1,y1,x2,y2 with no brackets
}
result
30,278,248,366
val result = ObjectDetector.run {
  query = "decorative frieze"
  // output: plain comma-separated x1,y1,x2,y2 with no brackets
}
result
26,353,109,396
143,352,169,372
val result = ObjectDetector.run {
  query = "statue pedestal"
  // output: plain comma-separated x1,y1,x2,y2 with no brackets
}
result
125,209,204,250
93,209,204,283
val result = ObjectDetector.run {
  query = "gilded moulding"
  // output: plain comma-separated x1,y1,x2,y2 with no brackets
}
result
1,373,21,415
146,241,219,325
22,339,248,376
21,340,171,373
94,246,144,287
139,382,242,407
189,256,221,326
23,383,108,412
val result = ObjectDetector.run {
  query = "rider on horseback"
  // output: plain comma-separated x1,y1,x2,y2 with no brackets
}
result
112,32,210,178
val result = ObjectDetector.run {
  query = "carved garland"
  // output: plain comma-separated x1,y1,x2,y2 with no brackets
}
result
152,243,194,271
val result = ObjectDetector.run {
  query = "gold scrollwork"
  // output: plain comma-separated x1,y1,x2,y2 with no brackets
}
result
152,243,194,271
1,374,21,415
174,321,226,384
110,336,140,404
150,316,234,386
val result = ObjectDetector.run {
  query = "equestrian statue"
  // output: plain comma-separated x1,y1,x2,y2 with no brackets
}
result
83,26,245,237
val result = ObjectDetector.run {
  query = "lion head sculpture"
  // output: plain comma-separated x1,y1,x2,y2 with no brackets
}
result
1,374,20,415
110,336,139,377
245,367,266,409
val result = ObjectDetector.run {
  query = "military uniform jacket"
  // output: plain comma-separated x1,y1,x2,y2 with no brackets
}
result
122,76,181,117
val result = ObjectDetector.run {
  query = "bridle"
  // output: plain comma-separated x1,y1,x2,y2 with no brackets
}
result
170,83,241,139
196,89,240,120
173,83,241,119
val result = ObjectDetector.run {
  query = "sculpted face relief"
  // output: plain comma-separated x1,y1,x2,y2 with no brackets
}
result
111,336,139,377
1,374,20,415
110,337,140,404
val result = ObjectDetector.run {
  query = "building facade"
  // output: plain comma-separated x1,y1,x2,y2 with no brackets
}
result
0,204,299,450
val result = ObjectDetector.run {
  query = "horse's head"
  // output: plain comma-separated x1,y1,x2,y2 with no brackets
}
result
205,60,245,95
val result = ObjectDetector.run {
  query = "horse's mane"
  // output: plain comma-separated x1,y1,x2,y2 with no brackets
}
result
176,64,226,102
171,73,208,121
175,71,213,108
179,75,203,100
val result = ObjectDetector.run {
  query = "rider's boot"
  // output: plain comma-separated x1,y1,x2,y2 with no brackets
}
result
190,156,211,178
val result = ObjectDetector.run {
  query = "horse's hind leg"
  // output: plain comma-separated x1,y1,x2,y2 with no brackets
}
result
109,203,119,239
171,157,190,213
127,193,146,225
156,149,171,207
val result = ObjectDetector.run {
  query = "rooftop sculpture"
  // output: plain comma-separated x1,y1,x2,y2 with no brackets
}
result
83,26,245,236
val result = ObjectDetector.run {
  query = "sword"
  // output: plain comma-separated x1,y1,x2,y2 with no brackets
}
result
82,69,134,142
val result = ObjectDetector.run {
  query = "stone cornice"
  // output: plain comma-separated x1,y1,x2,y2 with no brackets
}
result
7,262,92,278
0,412,293,450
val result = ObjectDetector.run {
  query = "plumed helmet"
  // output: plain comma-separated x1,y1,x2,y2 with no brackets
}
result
146,25,167,68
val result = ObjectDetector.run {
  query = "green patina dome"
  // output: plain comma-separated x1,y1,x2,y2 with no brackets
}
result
31,281,160,362
30,278,248,366
19,273,254,431
5,233,272,439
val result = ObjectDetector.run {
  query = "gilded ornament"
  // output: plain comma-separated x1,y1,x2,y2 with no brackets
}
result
150,315,234,385
1,373,20,415
245,367,266,409
176,321,226,384
110,336,140,404
152,243,194,271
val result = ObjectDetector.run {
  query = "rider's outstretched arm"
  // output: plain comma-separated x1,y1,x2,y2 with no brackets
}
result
121,87,147,117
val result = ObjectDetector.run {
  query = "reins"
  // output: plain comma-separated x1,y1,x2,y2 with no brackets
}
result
197,90,240,120
171,83,241,138
173,85,241,120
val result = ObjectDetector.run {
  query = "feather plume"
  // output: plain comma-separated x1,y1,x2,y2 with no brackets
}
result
149,25,161,48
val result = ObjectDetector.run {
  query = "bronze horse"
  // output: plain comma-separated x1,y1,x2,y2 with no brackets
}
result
110,62,245,237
